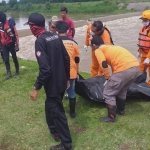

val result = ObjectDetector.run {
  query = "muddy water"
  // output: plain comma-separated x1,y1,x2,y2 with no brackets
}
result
17,13,142,73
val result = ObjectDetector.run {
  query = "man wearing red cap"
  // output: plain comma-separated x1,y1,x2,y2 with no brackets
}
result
28,13,72,150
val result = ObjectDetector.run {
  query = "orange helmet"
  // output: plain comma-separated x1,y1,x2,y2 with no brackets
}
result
140,10,150,20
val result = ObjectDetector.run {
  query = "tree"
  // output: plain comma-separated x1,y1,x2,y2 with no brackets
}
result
9,0,17,7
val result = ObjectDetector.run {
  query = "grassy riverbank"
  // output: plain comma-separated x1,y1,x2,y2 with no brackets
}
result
0,58,150,150
1,1,137,15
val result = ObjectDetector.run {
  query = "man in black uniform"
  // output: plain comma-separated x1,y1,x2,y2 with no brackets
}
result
28,13,72,150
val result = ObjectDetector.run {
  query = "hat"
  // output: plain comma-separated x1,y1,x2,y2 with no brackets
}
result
51,16,59,22
25,13,45,26
139,17,148,21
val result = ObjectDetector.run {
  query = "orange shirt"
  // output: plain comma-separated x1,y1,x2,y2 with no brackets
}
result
95,45,139,79
61,36,80,79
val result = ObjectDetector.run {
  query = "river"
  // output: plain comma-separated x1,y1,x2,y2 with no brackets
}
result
6,12,143,73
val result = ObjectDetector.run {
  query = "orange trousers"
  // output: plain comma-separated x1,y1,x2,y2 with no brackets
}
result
91,50,103,77
140,57,150,86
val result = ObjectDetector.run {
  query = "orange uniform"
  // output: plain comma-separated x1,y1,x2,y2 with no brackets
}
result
91,28,113,77
61,36,80,79
84,24,113,77
95,45,139,79
138,26,150,85
84,24,92,47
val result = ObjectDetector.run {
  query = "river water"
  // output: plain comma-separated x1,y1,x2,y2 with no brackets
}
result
6,12,143,73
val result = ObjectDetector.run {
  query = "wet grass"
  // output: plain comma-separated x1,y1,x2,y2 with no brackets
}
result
0,58,150,150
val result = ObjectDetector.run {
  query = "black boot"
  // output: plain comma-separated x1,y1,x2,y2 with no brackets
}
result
69,98,76,118
3,70,12,81
116,97,125,115
100,104,117,122
14,68,19,78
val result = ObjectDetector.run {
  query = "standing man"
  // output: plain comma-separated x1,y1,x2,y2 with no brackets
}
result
0,11,19,80
137,10,150,86
88,20,113,77
28,13,72,150
46,16,59,33
91,36,140,122
56,21,80,119
59,7,75,39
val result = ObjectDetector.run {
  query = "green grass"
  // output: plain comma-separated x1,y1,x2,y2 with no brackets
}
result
0,58,150,150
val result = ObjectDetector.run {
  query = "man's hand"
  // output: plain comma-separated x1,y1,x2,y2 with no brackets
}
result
84,45,88,52
144,58,150,64
66,80,70,90
30,89,39,101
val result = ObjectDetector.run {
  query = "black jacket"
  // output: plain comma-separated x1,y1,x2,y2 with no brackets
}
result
34,32,70,97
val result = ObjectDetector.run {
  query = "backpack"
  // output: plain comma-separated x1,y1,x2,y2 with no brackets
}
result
0,18,16,46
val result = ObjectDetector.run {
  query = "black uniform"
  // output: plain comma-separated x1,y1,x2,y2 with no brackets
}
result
34,31,72,148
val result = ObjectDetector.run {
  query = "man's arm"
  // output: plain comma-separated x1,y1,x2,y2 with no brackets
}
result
95,49,110,79
34,39,51,90
71,28,75,38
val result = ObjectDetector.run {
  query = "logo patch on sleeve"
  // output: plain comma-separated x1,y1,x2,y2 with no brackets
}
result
36,51,41,57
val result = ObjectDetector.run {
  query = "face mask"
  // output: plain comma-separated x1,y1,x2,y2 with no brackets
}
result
142,21,150,27
90,30,95,36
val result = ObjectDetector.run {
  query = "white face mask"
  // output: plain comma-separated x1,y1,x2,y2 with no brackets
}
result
142,21,150,27
90,30,95,36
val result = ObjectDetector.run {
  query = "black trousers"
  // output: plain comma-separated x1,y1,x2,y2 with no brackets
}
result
45,92,72,148
2,44,19,71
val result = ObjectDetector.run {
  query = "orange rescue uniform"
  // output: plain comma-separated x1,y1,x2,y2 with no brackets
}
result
95,45,139,79
138,26,150,85
62,37,80,79
84,24,113,77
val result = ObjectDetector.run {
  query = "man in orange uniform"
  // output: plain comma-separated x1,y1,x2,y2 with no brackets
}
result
137,10,150,85
56,21,80,118
84,20,113,77
91,36,140,122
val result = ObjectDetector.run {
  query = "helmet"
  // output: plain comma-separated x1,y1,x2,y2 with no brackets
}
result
140,10,150,20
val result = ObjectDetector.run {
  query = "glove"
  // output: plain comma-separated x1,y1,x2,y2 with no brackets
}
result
143,58,150,64
137,52,141,59
84,45,88,52
103,79,108,86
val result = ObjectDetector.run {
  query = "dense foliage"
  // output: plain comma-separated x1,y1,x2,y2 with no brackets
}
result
0,0,148,13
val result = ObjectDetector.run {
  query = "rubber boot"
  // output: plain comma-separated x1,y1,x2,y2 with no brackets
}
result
3,70,12,81
69,98,76,118
14,68,19,78
116,97,125,115
100,104,117,122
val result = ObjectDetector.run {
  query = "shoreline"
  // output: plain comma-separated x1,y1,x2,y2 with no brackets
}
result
18,12,141,38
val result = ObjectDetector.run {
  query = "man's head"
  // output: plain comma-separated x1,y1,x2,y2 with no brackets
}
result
48,16,59,33
0,11,6,24
56,21,68,35
27,13,45,27
60,7,68,19
140,10,150,27
26,13,45,38
91,21,104,35
91,35,104,50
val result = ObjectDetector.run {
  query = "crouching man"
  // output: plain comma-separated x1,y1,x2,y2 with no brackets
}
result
91,35,140,122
